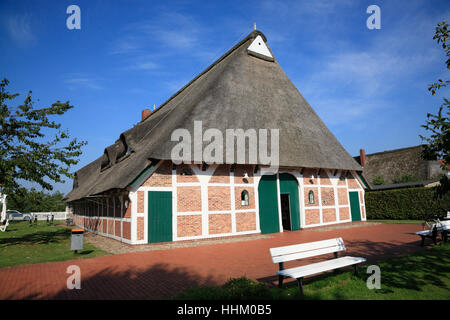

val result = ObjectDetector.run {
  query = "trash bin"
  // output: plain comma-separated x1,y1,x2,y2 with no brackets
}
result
71,228,84,253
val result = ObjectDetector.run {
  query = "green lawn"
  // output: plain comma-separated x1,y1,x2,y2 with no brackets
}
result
0,221,108,268
176,243,450,300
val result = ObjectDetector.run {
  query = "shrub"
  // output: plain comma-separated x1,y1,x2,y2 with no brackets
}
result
365,187,450,220
372,175,386,186
175,277,273,300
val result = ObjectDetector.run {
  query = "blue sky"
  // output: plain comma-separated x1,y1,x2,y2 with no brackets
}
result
1,0,449,194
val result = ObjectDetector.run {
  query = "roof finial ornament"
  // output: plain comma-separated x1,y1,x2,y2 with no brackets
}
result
253,22,256,31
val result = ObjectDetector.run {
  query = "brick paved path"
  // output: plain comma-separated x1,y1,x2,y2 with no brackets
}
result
0,224,427,299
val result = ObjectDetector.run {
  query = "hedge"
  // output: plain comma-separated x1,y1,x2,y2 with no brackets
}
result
365,187,450,220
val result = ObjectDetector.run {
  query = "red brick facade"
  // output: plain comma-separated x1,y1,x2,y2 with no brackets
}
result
71,162,365,244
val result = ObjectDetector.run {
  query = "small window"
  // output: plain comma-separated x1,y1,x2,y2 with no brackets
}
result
308,190,315,204
241,190,249,206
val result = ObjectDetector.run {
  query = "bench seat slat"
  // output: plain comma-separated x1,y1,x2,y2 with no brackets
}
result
277,256,366,279
272,244,346,263
270,238,345,257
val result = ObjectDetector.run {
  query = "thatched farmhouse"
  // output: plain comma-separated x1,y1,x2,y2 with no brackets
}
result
354,145,447,189
65,30,366,244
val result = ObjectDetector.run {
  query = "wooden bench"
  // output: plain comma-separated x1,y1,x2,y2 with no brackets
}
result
416,221,449,246
270,237,366,295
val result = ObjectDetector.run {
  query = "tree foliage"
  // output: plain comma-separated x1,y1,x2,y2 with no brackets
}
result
0,78,87,195
420,21,450,196
7,188,66,212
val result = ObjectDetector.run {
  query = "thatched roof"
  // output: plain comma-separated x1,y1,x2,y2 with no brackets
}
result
65,30,361,202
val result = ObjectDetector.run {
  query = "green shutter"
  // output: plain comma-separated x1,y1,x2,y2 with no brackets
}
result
258,174,280,234
148,191,173,243
279,173,301,230
349,191,361,222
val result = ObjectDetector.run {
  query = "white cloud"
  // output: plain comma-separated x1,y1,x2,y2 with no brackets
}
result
4,13,36,46
63,74,103,91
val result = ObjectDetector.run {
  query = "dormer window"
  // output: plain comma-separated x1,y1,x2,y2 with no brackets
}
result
100,151,111,171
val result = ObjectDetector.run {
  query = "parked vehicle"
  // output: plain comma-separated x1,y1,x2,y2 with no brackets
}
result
6,210,33,221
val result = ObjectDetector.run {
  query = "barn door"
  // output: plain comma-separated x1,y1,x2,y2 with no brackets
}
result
279,173,300,231
258,174,280,234
349,191,361,222
148,191,172,243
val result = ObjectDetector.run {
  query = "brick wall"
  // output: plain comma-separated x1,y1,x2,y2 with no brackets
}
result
208,214,232,234
208,186,231,211
177,215,202,237
236,211,256,232
178,186,202,212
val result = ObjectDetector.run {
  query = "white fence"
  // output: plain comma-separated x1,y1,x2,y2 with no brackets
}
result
31,212,67,220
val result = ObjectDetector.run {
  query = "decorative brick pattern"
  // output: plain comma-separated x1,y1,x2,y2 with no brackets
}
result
234,165,254,184
115,220,121,237
137,217,144,240
102,218,107,234
208,214,232,234
361,206,366,220
322,208,336,223
337,173,347,186
122,221,131,240
304,187,319,207
347,171,360,189
108,220,114,236
320,187,335,206
236,211,256,232
337,188,349,205
137,191,144,213
176,164,199,183
303,168,318,185
142,160,172,187
209,164,230,184
319,170,332,185
339,207,350,221
305,209,320,225
208,186,231,211
177,215,202,237
177,187,202,212
234,186,255,210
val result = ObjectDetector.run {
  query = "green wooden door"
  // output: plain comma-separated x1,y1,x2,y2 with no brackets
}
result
349,191,361,222
148,191,172,243
279,173,300,230
258,174,280,234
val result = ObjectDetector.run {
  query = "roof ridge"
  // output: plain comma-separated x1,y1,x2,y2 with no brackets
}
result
140,30,266,122
363,144,426,157
132,30,267,150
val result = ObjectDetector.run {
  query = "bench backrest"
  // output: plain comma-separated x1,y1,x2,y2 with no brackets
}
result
270,238,346,264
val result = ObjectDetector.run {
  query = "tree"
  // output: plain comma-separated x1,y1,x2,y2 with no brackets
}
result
0,78,87,196
7,188,66,212
420,21,450,196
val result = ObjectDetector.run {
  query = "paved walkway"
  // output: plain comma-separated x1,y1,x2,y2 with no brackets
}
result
0,223,427,299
